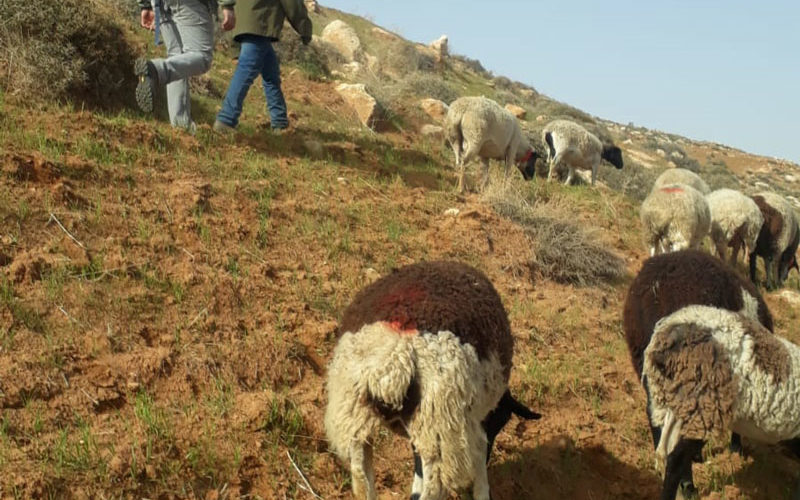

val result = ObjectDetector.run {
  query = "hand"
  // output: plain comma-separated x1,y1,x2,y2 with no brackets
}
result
140,9,155,30
301,35,312,45
221,8,235,31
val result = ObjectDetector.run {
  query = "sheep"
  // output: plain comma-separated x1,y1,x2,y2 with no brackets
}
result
705,188,764,266
643,305,800,500
444,96,540,193
325,261,539,500
652,168,710,195
623,250,774,497
541,119,623,186
750,191,799,290
640,183,711,256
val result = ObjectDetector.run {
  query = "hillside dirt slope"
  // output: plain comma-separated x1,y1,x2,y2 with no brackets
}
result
2,4,800,500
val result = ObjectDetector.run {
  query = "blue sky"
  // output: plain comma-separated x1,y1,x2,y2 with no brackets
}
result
321,1,800,163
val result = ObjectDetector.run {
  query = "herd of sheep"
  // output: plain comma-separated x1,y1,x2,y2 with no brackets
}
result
320,94,800,500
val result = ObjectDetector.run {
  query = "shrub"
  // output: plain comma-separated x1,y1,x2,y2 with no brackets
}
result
701,159,741,191
274,29,338,81
0,0,138,109
484,184,626,286
602,160,661,202
400,73,459,104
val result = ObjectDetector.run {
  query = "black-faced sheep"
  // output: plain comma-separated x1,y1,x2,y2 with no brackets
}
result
444,96,541,193
750,192,799,290
325,261,539,500
706,188,764,265
640,184,711,256
644,305,800,500
541,119,623,186
623,250,774,497
652,168,710,195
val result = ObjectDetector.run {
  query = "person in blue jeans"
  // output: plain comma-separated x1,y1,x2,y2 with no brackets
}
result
214,0,313,132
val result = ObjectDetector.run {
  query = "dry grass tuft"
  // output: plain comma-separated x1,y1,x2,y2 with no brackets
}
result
484,183,626,286
0,0,138,108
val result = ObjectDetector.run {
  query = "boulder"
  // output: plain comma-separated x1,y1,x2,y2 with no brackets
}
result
504,104,527,120
421,124,444,140
336,83,383,129
419,98,449,123
429,35,449,61
304,0,319,13
322,20,362,62
372,27,400,42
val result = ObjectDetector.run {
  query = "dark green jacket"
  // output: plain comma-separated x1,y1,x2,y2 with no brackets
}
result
232,0,312,42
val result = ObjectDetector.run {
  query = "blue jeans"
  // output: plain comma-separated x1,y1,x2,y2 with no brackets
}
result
216,34,288,129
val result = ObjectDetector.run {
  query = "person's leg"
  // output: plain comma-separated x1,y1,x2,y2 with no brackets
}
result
216,35,271,128
259,41,289,129
152,0,214,128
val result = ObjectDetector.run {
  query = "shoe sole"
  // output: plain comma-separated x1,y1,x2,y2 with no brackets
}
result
135,59,154,113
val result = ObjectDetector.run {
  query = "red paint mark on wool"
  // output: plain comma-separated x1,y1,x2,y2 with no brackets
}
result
385,320,418,335
376,285,427,335
660,186,684,193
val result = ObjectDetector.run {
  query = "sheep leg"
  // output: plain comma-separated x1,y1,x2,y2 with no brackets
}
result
765,255,776,290
479,157,492,192
471,461,490,500
350,441,377,500
410,447,423,500
749,252,759,284
564,166,575,186
591,163,598,186
729,433,743,455
547,151,564,183
458,143,481,194
660,439,703,500
418,455,446,500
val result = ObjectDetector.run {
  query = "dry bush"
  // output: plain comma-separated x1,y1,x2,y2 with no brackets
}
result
274,29,340,81
0,0,138,108
701,159,741,191
400,73,459,104
602,160,661,201
484,184,626,286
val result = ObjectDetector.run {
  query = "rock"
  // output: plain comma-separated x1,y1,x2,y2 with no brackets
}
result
670,150,685,159
336,83,383,129
304,0,319,13
419,98,449,122
371,27,399,42
779,290,800,306
363,267,381,283
341,61,362,76
535,114,547,122
322,20,362,62
519,88,536,99
429,35,448,61
785,174,796,183
656,148,666,158
504,104,527,120
421,124,444,140
443,208,460,217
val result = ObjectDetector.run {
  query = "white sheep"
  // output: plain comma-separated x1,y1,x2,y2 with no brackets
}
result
324,261,539,500
652,168,710,195
643,304,800,500
444,96,540,193
541,119,623,186
640,183,711,256
705,188,764,265
750,191,800,289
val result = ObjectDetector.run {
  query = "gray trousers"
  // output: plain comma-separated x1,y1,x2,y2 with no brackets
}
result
151,0,214,129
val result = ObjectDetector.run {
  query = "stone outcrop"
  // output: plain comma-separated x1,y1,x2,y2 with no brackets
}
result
504,104,526,120
322,20,362,62
419,98,449,123
336,83,383,129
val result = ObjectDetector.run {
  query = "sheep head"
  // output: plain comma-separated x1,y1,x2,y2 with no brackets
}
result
602,144,624,169
517,149,541,181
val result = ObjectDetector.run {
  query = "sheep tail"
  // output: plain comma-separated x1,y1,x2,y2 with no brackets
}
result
644,321,737,441
544,131,556,159
324,323,417,461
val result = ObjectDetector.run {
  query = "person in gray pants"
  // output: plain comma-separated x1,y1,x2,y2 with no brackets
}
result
136,0,236,131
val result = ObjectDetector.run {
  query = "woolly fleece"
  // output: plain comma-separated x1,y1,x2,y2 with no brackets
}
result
623,249,773,378
706,188,764,262
640,183,710,255
652,168,710,195
645,305,800,450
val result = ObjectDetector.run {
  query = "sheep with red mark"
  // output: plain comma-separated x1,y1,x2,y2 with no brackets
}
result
324,261,539,500
623,250,774,497
640,183,711,255
644,305,800,500
652,168,710,195
750,192,799,289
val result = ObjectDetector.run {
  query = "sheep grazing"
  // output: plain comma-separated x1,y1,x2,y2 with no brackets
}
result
750,192,799,289
706,188,764,265
541,119,623,186
623,250,774,497
325,261,539,500
643,305,800,500
444,96,540,193
652,168,710,195
640,183,710,256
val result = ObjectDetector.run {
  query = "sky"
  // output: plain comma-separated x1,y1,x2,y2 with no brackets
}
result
320,1,800,163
